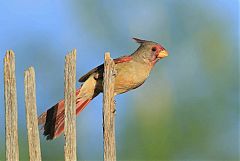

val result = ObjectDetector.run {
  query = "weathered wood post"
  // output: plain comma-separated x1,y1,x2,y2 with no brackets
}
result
103,52,116,161
4,50,19,161
24,67,42,161
64,49,77,161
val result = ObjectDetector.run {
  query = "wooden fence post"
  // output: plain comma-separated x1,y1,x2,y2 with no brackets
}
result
24,67,42,161
4,50,19,161
64,49,77,161
103,52,116,161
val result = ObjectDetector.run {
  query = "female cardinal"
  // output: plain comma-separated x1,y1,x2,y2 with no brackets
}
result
38,38,168,140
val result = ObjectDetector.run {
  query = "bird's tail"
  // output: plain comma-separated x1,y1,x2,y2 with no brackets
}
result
38,87,93,140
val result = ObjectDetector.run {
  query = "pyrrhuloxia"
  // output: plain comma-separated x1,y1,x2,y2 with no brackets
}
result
38,38,168,140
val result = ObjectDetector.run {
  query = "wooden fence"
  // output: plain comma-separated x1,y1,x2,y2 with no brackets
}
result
3,50,116,161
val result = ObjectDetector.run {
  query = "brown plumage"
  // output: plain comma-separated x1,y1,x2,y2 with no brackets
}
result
38,38,168,140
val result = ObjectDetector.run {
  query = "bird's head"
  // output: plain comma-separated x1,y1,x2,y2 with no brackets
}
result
132,38,168,65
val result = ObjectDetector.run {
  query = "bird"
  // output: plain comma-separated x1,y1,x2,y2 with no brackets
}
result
38,38,168,140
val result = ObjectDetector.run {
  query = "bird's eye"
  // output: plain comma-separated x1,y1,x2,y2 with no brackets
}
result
152,47,157,52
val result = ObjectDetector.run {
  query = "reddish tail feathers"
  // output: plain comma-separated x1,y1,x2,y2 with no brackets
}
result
38,88,91,140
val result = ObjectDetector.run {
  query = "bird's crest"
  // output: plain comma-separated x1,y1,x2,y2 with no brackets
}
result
132,38,149,44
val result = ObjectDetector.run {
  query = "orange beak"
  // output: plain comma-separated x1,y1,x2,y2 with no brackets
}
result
157,50,168,59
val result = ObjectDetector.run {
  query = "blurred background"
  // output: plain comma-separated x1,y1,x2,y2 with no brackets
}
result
0,0,239,160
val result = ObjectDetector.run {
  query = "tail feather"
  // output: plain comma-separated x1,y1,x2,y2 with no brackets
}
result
38,88,92,140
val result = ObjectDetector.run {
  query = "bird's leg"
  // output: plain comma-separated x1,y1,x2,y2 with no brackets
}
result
112,100,116,114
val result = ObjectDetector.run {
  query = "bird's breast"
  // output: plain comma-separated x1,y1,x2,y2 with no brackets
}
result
114,61,151,94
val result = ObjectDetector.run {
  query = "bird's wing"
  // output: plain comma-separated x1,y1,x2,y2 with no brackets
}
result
78,64,104,82
78,55,132,82
113,55,132,64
